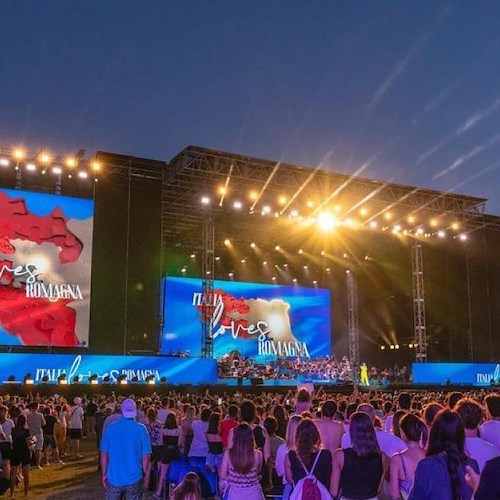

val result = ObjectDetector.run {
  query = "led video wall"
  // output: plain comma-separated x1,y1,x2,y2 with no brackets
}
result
161,277,331,359
0,188,94,347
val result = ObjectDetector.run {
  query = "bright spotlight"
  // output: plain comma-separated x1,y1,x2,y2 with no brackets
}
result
290,209,299,217
78,171,88,179
52,166,62,175
262,261,267,265
181,268,187,273
395,344,400,349
233,201,242,209
272,276,277,281
0,158,10,167
228,272,234,278
240,259,246,263
326,267,331,272
409,343,414,348
320,250,326,256
215,256,220,261
408,215,416,224
437,231,445,238
317,212,336,231
278,195,287,205
201,196,210,205
393,225,402,233
92,161,101,171
224,239,231,247
380,345,386,350
303,265,308,270
430,219,438,227
416,228,424,235
262,205,271,214
306,200,314,208
275,245,280,251
390,345,395,350
292,278,297,283
39,153,51,164
218,186,227,195
26,163,37,171
66,157,77,167
384,212,392,220
369,221,378,229
459,234,467,241
451,222,460,230
334,205,341,212
298,249,303,254
312,280,318,285
190,253,196,259
250,242,256,248
13,149,25,160
360,208,368,216
249,190,258,201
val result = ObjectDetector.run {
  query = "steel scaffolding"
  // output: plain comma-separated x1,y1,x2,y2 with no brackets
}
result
346,271,360,381
412,242,427,362
201,208,215,358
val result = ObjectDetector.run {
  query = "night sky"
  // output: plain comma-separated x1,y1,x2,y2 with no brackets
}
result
1,1,500,213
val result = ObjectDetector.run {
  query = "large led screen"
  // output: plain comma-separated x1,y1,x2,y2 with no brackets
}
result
0,188,93,347
161,277,331,359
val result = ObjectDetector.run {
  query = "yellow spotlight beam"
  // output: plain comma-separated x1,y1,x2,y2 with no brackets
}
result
218,162,234,207
250,161,281,212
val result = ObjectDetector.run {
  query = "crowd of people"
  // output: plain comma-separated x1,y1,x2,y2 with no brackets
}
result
0,387,498,499
217,352,411,385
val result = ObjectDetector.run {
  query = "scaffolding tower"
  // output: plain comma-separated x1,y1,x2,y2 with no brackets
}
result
412,242,427,362
346,270,360,381
201,208,215,358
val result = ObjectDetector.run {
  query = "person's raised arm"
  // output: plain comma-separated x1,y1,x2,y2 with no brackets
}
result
330,448,344,498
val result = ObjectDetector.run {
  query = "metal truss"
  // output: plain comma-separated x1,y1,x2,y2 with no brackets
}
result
346,271,360,381
161,146,493,245
201,208,215,358
412,242,427,363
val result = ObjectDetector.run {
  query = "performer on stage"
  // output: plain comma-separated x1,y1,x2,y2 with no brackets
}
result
360,362,370,386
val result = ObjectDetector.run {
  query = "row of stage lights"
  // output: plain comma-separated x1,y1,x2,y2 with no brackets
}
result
9,373,162,385
0,147,101,180
199,192,469,241
380,343,419,351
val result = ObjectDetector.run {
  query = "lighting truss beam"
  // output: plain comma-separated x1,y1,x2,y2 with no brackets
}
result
346,271,360,382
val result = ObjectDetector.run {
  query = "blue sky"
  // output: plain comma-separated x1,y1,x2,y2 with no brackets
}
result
1,1,500,213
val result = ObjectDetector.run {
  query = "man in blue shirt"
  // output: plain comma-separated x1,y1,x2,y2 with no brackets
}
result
100,398,151,500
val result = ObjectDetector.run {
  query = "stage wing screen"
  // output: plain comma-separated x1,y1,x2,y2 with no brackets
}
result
161,277,331,359
0,188,94,347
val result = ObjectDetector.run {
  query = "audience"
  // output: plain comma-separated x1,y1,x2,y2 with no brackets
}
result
0,383,499,499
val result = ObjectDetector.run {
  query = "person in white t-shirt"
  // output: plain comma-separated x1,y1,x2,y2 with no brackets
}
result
0,405,15,479
157,397,171,425
341,403,406,457
480,394,500,451
456,398,500,471
68,397,85,457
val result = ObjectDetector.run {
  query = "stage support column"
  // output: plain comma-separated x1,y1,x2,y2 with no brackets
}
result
201,207,215,358
346,270,360,382
412,241,427,362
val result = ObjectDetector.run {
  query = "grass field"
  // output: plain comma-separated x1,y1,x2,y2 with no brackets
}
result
13,439,103,500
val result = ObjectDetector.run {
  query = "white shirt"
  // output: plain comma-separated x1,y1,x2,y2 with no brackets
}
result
480,420,500,451
465,436,500,472
275,444,289,484
157,408,171,425
342,428,406,457
69,405,85,429
0,420,14,443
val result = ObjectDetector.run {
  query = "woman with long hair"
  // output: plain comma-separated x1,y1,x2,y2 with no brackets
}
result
220,423,264,500
0,405,14,480
171,471,202,500
143,407,163,492
331,411,384,499
275,415,302,499
153,412,181,499
179,405,195,457
285,418,332,491
273,404,288,439
408,409,479,500
390,413,427,499
10,415,34,498
206,411,223,474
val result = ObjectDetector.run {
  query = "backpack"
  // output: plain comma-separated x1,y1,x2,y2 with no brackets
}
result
289,450,333,500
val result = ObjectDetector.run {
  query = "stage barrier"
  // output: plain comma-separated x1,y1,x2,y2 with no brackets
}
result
412,362,500,386
0,353,217,385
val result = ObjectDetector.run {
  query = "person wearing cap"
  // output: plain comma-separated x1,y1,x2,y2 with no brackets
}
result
68,397,85,458
100,398,151,499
